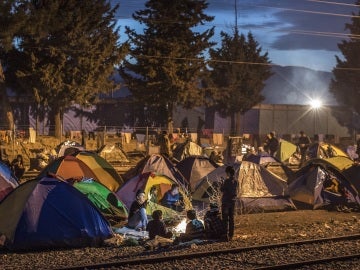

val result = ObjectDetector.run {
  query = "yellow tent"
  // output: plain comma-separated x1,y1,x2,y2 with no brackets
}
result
74,151,124,192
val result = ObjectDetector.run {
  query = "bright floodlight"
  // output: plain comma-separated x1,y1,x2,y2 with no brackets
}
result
310,99,322,109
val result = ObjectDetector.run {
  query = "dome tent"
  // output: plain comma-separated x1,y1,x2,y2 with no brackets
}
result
0,176,112,250
193,162,296,213
116,172,192,220
72,179,128,226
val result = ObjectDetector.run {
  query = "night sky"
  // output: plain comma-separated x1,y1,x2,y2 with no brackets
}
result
113,0,358,72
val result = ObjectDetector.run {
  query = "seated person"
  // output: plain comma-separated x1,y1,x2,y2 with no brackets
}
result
204,203,226,240
161,184,183,211
126,189,148,231
146,210,173,240
149,186,159,204
174,209,205,244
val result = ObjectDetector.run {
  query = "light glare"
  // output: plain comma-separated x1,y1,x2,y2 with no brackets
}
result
310,99,322,109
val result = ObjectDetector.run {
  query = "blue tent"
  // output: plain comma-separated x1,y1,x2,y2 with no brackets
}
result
0,161,18,187
288,163,360,209
0,176,112,250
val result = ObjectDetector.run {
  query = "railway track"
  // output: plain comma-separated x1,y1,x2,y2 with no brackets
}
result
58,234,360,270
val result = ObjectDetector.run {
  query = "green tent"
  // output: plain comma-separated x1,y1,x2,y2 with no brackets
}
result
275,140,297,163
73,180,128,226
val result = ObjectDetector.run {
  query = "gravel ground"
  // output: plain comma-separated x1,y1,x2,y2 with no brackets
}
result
1,209,359,270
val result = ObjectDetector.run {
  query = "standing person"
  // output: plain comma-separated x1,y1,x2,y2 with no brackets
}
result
196,116,205,145
263,133,271,154
220,166,239,241
158,130,172,158
297,131,311,166
127,190,148,231
11,154,25,180
267,132,279,156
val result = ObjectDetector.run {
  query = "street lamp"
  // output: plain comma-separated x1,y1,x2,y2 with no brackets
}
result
309,98,323,138
310,99,322,110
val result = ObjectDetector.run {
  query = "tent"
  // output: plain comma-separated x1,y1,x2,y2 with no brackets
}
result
193,162,296,212
55,140,85,157
275,140,297,164
73,151,124,192
242,154,293,182
172,140,203,162
0,176,112,250
122,154,188,189
0,162,18,202
116,172,191,220
288,163,360,209
243,153,279,165
175,156,218,191
308,142,349,159
98,144,130,164
303,156,354,172
0,161,18,186
72,180,128,225
342,164,360,193
37,154,123,192
37,155,98,181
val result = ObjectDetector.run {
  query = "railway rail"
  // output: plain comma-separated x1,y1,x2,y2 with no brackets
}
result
58,234,360,270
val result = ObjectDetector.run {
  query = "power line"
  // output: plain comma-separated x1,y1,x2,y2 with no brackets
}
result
233,3,360,19
129,53,360,71
115,1,360,20
306,0,360,7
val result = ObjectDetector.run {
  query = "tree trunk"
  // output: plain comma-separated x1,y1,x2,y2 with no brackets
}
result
230,113,236,136
167,103,174,134
0,62,15,130
54,110,62,139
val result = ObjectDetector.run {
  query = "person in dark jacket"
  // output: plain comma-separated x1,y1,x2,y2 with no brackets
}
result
267,132,279,156
220,166,239,241
204,203,226,240
127,189,148,231
146,210,173,240
297,131,311,166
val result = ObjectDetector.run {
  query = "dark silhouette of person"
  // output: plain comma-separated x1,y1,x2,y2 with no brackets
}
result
220,166,239,241
11,154,25,180
196,116,205,145
263,132,279,156
297,131,311,166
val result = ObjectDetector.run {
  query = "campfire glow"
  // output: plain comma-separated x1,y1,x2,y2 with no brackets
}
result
173,218,187,234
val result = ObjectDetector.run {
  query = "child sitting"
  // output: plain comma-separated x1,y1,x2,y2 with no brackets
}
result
145,210,173,250
174,209,205,244
146,210,173,240
204,203,226,240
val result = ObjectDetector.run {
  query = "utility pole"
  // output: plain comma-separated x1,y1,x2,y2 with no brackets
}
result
234,0,238,34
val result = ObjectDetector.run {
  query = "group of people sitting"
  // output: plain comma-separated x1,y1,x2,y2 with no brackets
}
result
125,187,227,249
124,165,238,250
144,203,227,249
